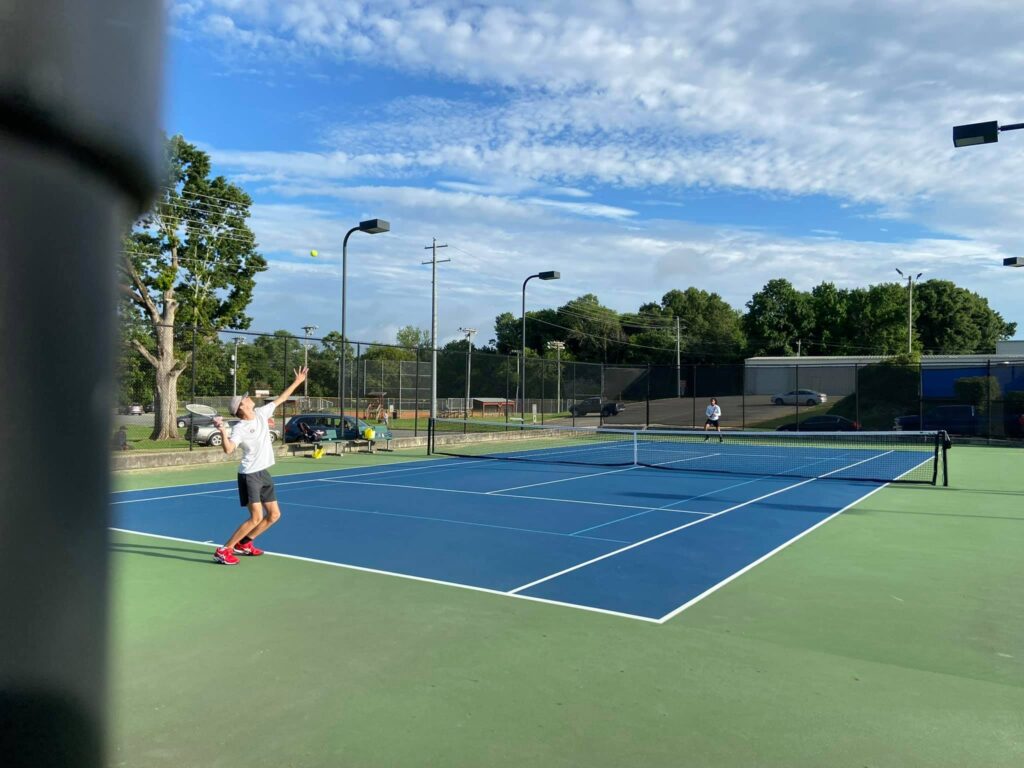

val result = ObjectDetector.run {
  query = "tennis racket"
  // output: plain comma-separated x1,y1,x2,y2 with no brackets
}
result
184,403,218,418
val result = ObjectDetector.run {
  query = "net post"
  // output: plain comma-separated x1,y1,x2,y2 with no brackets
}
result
633,430,638,466
941,431,949,486
427,417,433,455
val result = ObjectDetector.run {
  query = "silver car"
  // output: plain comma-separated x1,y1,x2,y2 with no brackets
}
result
771,389,827,406
188,419,281,447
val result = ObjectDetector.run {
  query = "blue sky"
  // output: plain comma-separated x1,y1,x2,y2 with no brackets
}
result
165,1,1024,350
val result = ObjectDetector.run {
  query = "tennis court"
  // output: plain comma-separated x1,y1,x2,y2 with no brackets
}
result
109,439,1024,768
112,423,948,622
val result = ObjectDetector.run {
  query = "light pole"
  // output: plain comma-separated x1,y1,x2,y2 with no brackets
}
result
546,340,566,414
340,219,389,428
460,327,476,418
301,324,318,401
422,238,450,419
521,271,560,420
895,268,923,354
232,336,245,397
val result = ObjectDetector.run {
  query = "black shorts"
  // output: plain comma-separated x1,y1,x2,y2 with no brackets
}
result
705,418,720,427
237,470,276,507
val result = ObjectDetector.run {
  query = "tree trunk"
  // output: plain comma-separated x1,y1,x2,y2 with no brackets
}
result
148,319,185,439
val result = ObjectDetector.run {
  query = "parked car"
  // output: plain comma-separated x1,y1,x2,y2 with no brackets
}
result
771,389,827,406
284,413,393,443
177,412,216,430
126,404,144,416
568,397,626,417
187,419,281,447
894,405,980,435
144,402,155,413
776,415,860,432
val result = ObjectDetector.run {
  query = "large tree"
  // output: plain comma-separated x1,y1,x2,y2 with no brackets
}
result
914,280,1016,353
743,279,814,356
120,135,267,438
660,288,746,362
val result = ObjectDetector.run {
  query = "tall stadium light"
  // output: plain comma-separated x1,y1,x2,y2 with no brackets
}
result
301,325,318,399
896,268,923,354
521,271,560,420
341,219,389,427
546,340,566,414
460,327,477,418
953,120,1024,148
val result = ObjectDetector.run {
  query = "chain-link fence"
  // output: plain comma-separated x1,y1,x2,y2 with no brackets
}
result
115,325,1024,452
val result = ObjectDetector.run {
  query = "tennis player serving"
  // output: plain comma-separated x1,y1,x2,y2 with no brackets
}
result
212,366,308,565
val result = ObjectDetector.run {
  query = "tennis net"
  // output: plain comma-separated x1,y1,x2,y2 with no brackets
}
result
428,418,949,485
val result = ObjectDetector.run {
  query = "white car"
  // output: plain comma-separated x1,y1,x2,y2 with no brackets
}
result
188,419,281,447
771,389,827,406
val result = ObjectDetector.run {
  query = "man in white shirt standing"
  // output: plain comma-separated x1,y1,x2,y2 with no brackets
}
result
212,366,308,565
704,397,723,443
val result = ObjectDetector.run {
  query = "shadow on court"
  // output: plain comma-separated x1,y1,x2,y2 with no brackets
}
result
109,542,214,564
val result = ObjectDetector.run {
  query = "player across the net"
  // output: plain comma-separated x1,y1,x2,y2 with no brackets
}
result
428,418,950,485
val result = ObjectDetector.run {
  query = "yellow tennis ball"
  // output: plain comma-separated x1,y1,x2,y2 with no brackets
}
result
309,249,318,258
363,428,375,441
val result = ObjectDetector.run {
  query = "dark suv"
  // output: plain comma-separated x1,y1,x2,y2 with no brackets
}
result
568,397,626,417
284,413,393,443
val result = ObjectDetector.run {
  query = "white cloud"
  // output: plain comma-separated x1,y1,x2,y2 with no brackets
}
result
172,2,1024,341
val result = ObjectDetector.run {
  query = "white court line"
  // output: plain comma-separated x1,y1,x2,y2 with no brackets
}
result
108,528,660,624
655,481,893,623
280,499,631,543
507,479,818,594
507,449,894,595
486,452,721,494
316,477,705,514
570,473,774,535
110,457,495,505
486,464,645,493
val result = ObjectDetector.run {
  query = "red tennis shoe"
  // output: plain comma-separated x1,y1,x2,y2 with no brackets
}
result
214,547,239,565
233,541,264,556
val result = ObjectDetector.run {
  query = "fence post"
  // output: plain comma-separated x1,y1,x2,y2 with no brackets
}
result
795,362,800,429
189,323,198,451
692,364,697,427
742,363,746,431
646,363,651,428
571,363,576,426
987,358,992,443
918,361,923,427
855,364,860,428
540,358,546,424
414,348,421,437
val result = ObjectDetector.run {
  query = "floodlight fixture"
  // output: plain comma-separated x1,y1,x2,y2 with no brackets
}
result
1004,256,1024,267
953,120,1024,148
359,219,390,234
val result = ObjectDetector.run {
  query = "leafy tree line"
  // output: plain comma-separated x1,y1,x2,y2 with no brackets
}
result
491,279,1015,366
118,135,1015,438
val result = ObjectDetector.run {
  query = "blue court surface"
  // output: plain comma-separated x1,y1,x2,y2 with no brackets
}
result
112,452,922,623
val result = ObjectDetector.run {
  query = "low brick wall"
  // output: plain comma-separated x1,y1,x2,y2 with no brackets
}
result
112,435,429,471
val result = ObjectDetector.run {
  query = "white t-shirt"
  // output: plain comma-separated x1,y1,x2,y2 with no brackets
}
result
705,404,722,421
230,402,277,474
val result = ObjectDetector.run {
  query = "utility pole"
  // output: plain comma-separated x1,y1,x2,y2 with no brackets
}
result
676,316,681,397
546,340,566,413
422,238,449,419
460,327,476,418
302,324,318,400
895,268,923,354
